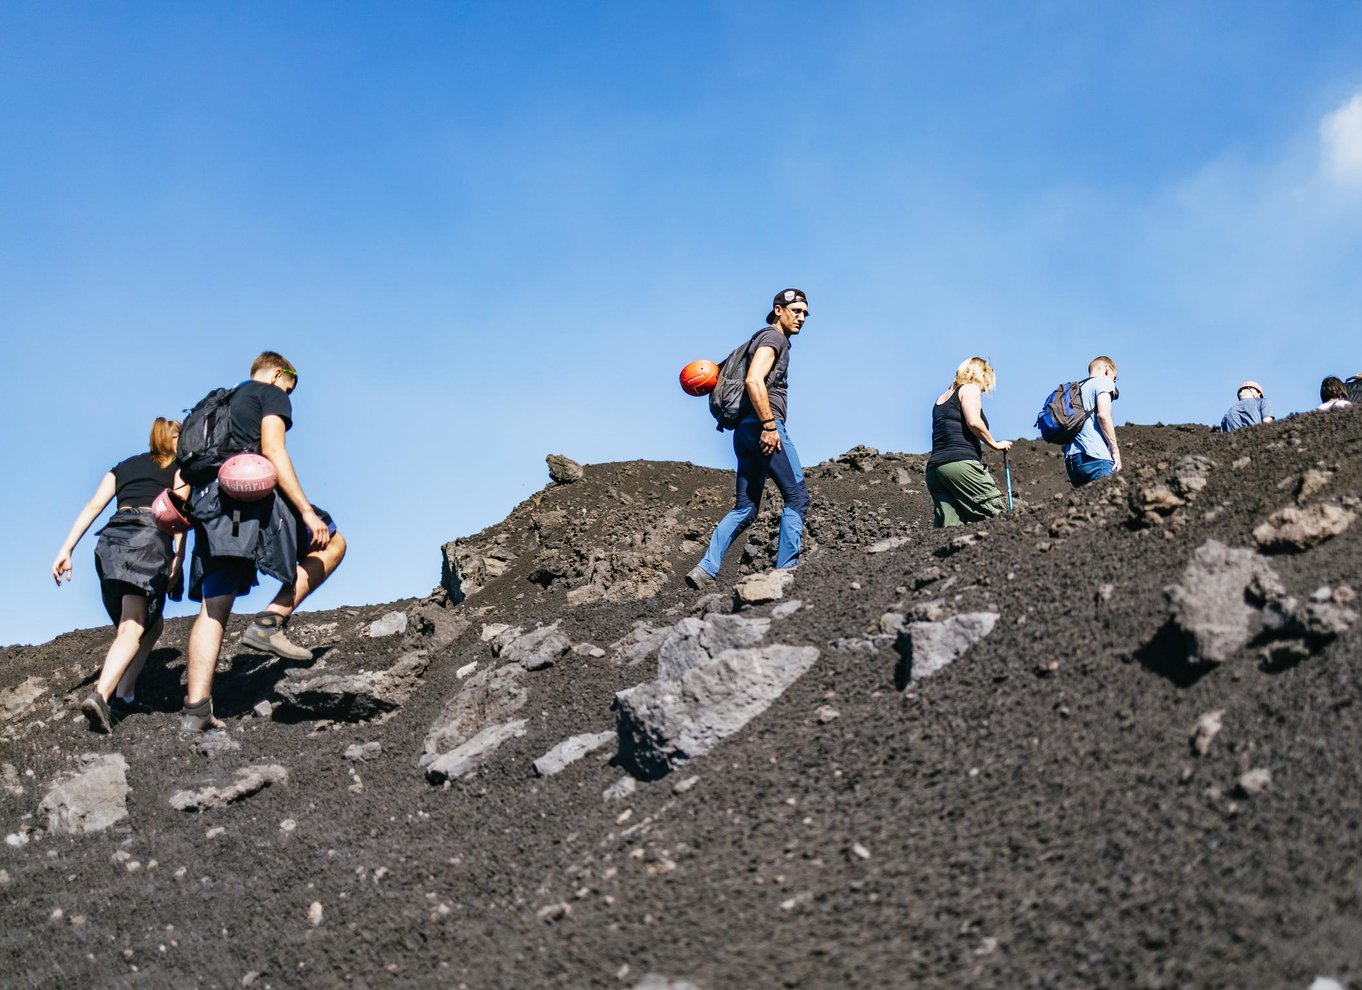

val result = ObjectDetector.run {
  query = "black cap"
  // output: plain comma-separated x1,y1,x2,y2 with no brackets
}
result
766,288,808,325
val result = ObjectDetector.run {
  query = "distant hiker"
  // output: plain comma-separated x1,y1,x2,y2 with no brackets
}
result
1317,376,1353,412
925,357,1012,528
1063,356,1122,488
180,352,346,731
1220,380,1274,433
1345,374,1362,405
686,289,811,588
52,418,187,732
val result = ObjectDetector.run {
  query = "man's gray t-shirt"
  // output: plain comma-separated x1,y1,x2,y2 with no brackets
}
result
1063,377,1117,461
740,327,791,423
1221,397,1273,433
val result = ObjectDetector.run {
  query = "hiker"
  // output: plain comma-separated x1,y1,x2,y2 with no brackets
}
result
925,357,1012,528
1317,376,1353,412
1220,380,1274,432
52,417,187,732
180,352,346,731
686,288,811,588
1064,355,1122,487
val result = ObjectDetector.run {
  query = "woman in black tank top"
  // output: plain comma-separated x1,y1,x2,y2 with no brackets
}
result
924,358,1014,528
52,417,187,732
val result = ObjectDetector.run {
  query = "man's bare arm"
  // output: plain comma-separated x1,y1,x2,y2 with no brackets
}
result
1096,392,1122,471
745,346,781,453
260,415,330,548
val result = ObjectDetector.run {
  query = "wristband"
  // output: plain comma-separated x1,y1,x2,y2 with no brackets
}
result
762,419,776,427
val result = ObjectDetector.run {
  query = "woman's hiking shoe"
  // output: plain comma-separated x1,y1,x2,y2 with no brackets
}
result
179,698,225,733
80,691,112,734
239,613,313,662
685,566,717,590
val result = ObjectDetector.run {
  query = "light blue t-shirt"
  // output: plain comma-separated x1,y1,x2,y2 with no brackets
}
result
1221,397,1273,433
1063,377,1117,461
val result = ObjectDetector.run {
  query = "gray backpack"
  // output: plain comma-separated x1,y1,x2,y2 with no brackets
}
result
708,331,764,431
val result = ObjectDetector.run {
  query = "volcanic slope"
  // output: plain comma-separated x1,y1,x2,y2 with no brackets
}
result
2,410,1361,990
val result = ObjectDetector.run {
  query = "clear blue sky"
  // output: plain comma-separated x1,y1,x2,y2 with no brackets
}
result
4,2,1361,645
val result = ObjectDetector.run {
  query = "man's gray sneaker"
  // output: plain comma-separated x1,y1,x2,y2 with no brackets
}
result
180,698,225,733
240,613,313,662
685,566,717,590
81,691,112,734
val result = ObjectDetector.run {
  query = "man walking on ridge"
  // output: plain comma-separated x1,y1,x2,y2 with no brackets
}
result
1064,355,1122,488
180,351,347,731
686,289,811,589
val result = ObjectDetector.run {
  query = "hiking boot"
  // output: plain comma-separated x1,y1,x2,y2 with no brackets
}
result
80,692,112,734
239,613,313,662
180,698,225,733
685,566,717,590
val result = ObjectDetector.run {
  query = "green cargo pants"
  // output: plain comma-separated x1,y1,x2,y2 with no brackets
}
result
925,459,1006,528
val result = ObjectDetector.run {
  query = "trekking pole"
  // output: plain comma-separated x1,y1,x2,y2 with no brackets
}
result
1003,451,1014,512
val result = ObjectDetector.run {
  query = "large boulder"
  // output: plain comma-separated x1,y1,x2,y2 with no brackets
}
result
1165,540,1282,665
894,612,999,688
425,720,527,783
657,614,771,680
546,454,585,484
421,665,528,767
276,650,432,721
614,644,819,780
39,754,130,836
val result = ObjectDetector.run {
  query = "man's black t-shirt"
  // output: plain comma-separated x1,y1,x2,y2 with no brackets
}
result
110,453,177,509
228,380,293,452
739,326,792,423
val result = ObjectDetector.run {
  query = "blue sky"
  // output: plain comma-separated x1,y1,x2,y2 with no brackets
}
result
4,2,1362,645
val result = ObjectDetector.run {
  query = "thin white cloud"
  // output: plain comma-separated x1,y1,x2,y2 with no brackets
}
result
1320,90,1362,184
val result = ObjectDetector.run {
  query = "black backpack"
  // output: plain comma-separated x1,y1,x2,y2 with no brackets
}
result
176,386,240,486
1034,379,1092,445
1346,376,1362,405
708,331,763,431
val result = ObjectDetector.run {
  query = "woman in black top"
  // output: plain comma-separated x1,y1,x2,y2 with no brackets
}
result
52,417,186,732
925,357,1013,528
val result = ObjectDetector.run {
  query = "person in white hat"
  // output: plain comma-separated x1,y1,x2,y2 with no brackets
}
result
1220,381,1274,433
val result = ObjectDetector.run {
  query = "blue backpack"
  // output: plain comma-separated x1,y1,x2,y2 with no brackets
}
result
1035,379,1092,445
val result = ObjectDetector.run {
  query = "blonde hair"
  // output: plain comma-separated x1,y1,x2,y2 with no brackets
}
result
1089,355,1117,377
953,356,996,393
149,417,181,469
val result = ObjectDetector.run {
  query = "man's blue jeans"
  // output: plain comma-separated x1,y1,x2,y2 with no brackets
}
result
1066,451,1115,487
698,418,810,577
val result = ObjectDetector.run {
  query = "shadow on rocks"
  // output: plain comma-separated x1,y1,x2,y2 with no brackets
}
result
1134,621,1214,688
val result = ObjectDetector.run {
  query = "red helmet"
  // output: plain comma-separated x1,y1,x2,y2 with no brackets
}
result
218,453,277,501
151,488,190,535
679,359,720,396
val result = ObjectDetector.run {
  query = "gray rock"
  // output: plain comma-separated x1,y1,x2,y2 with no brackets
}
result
614,644,820,780
169,764,288,812
1308,978,1346,990
425,719,527,783
421,665,527,767
480,622,512,643
867,536,911,554
770,599,803,619
894,612,999,687
367,611,408,638
0,676,47,726
1254,502,1355,553
533,731,615,777
1297,469,1334,502
276,650,432,721
1170,455,1216,497
1165,541,1283,665
1235,767,1272,797
404,604,469,649
252,700,274,719
501,622,572,671
192,732,241,758
603,775,637,801
616,622,671,666
344,742,382,761
546,454,585,484
733,569,795,605
39,754,131,836
1263,598,1358,643
1190,710,1224,757
656,613,771,680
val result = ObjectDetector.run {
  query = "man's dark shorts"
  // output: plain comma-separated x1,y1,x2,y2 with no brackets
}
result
200,505,337,599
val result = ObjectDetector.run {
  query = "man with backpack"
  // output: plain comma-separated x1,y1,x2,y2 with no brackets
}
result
685,288,811,589
179,351,347,731
1062,355,1122,487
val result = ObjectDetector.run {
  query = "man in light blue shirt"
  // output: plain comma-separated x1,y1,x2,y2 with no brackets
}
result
1063,355,1121,487
1220,381,1274,433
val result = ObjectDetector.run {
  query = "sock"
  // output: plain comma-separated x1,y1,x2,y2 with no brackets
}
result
182,697,212,716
